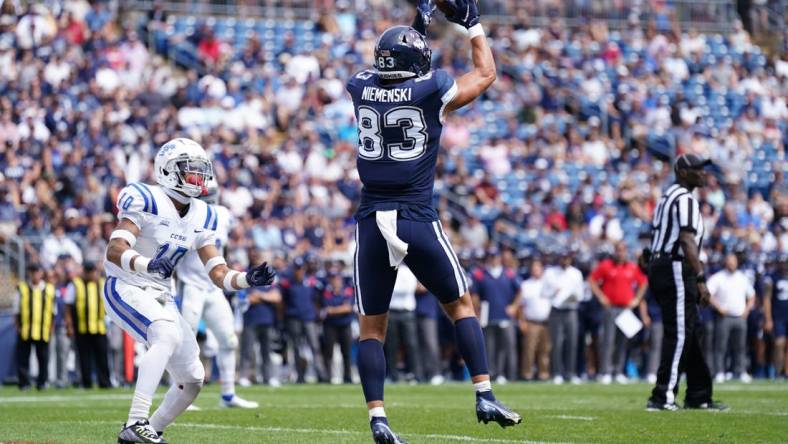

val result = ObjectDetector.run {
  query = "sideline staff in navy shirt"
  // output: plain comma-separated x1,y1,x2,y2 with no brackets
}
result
241,285,281,385
280,256,328,383
471,248,520,382
320,272,355,383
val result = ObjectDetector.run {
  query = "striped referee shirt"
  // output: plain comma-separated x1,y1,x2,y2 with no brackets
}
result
650,184,704,258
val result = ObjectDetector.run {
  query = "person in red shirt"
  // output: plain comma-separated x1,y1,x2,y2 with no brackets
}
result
197,29,222,67
62,11,86,46
589,241,648,384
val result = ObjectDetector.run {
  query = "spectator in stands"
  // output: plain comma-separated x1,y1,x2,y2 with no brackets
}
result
240,282,282,387
84,1,110,33
544,251,584,384
589,206,624,243
280,256,327,383
197,27,222,67
589,242,648,384
707,253,756,383
64,262,110,389
472,248,521,384
386,265,421,383
14,263,55,390
319,272,355,384
460,214,489,250
41,225,83,268
519,259,551,381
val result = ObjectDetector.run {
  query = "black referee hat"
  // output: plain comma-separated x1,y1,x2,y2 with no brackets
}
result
674,153,712,170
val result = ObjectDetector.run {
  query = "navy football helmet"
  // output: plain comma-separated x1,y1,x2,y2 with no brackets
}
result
374,25,431,80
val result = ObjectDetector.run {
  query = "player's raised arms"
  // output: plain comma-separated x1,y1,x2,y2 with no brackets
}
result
441,0,497,113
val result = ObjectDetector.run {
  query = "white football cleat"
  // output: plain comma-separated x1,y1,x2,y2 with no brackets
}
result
238,377,252,387
570,376,582,385
647,374,657,384
220,395,259,409
552,375,564,385
714,373,725,384
268,378,282,388
739,373,752,384
615,374,630,384
185,404,201,411
599,374,612,385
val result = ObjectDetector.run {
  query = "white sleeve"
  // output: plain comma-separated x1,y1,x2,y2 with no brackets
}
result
520,282,531,301
116,184,152,229
706,273,720,296
573,269,584,298
68,239,83,264
744,275,755,299
196,229,218,249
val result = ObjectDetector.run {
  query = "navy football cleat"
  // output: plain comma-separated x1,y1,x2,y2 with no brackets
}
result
476,397,522,428
370,418,407,444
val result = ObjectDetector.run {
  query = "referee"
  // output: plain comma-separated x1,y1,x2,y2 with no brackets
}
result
645,154,727,411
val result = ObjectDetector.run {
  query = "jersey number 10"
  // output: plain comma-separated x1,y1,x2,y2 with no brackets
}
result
154,243,188,268
357,105,428,161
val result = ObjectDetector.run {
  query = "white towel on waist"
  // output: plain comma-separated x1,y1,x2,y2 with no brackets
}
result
375,210,408,268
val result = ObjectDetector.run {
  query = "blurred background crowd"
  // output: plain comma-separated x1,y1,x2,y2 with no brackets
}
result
0,0,786,389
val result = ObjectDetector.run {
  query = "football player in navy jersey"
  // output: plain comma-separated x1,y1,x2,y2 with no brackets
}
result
346,1,521,442
764,255,788,379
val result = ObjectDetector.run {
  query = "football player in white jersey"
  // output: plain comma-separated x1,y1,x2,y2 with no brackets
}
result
175,178,258,408
103,138,275,444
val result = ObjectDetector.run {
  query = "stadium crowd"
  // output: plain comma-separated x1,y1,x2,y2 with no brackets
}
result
0,0,786,389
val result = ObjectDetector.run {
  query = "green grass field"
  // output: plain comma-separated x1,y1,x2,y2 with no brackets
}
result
1,381,786,443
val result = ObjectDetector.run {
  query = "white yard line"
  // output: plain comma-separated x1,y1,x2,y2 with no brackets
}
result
544,415,596,421
9,420,574,444
714,385,788,392
723,410,788,417
0,393,149,403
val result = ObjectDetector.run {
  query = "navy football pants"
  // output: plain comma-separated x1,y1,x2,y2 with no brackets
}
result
354,217,469,316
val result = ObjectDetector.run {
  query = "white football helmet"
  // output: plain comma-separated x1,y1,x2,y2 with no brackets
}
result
154,138,214,198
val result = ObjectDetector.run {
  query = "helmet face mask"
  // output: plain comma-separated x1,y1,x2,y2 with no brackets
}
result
155,138,214,198
199,177,220,205
374,26,432,80
174,158,212,197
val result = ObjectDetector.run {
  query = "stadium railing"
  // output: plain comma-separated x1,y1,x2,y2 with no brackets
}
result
127,0,740,32
126,0,313,19
0,235,24,282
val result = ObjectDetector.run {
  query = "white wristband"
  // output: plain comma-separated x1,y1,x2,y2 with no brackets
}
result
136,256,151,273
121,249,149,273
110,229,137,247
223,271,250,291
204,256,227,274
468,23,484,40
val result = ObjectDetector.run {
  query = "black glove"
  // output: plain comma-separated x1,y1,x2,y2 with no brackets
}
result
412,0,435,35
441,0,480,29
147,255,175,279
245,262,276,287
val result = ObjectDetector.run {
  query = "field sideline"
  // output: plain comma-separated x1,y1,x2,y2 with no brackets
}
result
0,382,786,443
